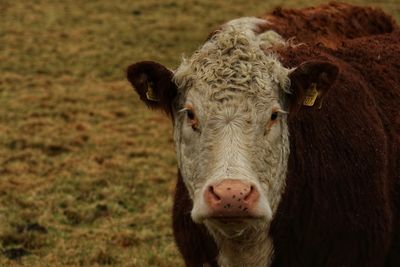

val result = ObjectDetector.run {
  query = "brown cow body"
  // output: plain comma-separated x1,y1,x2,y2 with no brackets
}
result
174,4,400,267
127,3,400,267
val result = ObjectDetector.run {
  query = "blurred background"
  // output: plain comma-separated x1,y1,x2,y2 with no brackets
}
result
0,0,399,266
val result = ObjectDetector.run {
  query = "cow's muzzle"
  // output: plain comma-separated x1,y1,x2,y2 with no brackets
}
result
204,179,260,219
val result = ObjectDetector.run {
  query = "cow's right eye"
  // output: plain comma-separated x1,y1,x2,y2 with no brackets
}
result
187,110,195,120
185,109,199,131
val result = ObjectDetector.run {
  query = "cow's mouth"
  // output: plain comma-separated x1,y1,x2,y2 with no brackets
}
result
206,215,265,226
205,216,266,238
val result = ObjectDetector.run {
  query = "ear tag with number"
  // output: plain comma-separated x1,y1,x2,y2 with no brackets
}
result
146,81,159,102
303,83,319,107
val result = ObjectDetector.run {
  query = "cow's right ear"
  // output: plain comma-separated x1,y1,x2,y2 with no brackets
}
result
127,61,177,115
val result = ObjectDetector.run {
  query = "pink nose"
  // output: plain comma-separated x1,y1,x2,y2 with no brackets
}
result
204,179,260,218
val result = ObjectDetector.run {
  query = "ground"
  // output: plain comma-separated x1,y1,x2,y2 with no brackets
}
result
0,0,398,266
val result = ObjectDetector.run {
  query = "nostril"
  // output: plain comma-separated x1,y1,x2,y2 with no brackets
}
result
208,186,221,200
243,185,254,201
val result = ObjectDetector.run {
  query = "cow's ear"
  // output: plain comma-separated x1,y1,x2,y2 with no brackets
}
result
127,61,177,115
286,61,339,118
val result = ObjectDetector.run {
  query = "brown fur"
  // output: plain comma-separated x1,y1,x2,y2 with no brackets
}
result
271,31,400,266
263,2,398,49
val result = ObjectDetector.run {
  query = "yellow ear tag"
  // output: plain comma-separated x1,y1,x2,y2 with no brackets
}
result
303,83,319,107
145,82,159,102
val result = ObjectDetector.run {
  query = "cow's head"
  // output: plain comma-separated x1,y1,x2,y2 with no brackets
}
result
127,18,338,237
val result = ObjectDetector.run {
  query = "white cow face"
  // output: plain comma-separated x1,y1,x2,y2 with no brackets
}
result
127,18,338,235
173,82,290,225
172,19,292,229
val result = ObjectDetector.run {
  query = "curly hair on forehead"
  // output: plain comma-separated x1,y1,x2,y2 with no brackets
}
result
173,18,292,101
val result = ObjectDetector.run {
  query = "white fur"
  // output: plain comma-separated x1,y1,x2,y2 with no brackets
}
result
172,17,291,267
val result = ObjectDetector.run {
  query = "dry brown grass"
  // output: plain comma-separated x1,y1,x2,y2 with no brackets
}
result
0,0,398,266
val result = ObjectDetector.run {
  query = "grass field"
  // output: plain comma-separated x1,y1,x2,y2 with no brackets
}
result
0,0,399,266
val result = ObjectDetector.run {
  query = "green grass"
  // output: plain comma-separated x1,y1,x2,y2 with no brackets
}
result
0,0,398,266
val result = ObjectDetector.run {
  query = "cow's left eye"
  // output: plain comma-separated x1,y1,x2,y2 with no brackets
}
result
271,112,278,121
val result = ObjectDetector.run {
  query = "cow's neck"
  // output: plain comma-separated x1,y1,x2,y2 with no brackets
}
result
206,222,273,267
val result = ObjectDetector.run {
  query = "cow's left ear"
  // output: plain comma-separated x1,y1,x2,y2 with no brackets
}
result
127,61,177,116
286,61,339,117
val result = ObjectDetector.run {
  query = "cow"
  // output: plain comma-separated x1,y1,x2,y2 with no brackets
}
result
126,3,400,267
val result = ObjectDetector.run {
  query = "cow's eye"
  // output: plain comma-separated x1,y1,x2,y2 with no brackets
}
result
185,109,199,131
187,110,195,120
271,112,278,121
